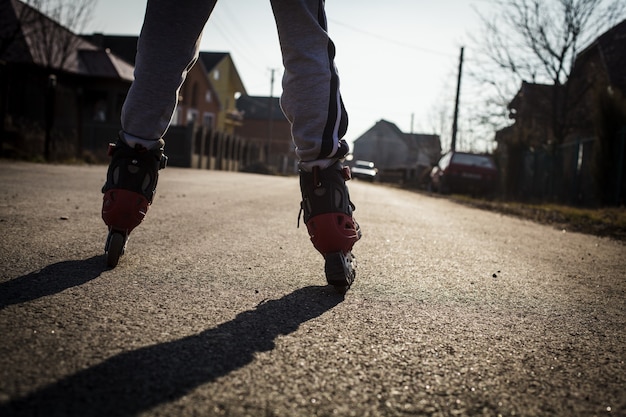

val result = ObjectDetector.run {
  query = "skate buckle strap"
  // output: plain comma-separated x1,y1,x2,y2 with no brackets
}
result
342,165,352,181
299,166,320,228
311,165,351,187
296,164,353,229
110,141,168,169
298,199,352,228
298,166,325,228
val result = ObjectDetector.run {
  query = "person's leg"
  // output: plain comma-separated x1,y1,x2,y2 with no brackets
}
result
269,0,349,169
122,0,218,143
102,0,217,266
270,0,360,290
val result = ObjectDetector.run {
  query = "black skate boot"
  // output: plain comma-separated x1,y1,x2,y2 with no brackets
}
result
101,133,167,267
299,161,361,292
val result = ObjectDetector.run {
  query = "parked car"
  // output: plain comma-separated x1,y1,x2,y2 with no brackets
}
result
430,151,498,195
350,160,378,182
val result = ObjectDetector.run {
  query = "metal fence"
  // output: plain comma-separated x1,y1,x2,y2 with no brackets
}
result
518,128,625,206
80,122,295,174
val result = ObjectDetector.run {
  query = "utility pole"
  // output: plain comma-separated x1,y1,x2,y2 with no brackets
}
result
267,68,276,165
450,46,464,152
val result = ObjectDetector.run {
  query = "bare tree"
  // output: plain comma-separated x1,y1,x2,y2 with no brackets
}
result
6,0,97,70
469,0,626,143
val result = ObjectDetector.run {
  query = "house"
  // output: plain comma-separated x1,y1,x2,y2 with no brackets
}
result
351,119,441,183
83,36,244,135
565,19,626,205
235,94,294,170
564,18,626,141
84,36,261,170
498,19,626,151
174,52,223,131
1,0,134,159
1,1,265,169
494,19,626,204
503,81,561,148
196,52,246,135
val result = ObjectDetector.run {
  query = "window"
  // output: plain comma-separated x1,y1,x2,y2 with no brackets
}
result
187,109,198,124
203,112,214,128
452,153,496,168
205,90,212,103
93,99,107,121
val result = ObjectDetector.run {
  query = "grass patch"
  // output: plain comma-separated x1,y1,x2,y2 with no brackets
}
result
449,195,626,241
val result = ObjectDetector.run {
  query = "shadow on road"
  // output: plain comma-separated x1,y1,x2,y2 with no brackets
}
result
0,256,106,310
1,285,344,417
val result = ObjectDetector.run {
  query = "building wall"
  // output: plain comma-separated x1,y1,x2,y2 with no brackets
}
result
175,63,220,132
352,123,410,170
564,46,610,141
210,57,244,134
2,62,131,160
235,118,293,155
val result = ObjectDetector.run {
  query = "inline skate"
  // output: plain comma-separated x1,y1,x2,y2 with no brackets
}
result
101,134,167,267
299,161,361,292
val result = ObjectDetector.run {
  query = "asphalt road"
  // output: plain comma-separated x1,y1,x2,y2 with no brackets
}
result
0,161,624,417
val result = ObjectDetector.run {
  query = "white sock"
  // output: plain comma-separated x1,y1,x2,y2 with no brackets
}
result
121,132,161,150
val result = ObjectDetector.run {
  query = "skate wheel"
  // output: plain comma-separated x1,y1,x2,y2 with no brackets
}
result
106,232,126,268
324,252,356,293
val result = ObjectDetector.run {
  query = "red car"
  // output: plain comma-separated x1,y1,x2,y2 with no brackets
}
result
430,151,498,195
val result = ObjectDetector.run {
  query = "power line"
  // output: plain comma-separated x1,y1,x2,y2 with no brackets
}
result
327,18,455,57
210,18,264,71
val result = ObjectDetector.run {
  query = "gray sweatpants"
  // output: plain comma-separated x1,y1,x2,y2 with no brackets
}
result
121,0,349,166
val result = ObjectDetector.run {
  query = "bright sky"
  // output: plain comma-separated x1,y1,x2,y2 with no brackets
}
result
86,0,497,151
